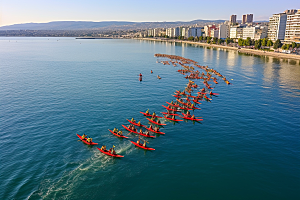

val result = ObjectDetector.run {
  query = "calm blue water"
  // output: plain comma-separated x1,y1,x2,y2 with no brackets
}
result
0,37,299,200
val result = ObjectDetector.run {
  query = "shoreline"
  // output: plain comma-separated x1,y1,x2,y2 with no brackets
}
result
136,38,300,61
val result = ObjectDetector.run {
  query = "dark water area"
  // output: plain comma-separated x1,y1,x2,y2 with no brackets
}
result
0,38,299,200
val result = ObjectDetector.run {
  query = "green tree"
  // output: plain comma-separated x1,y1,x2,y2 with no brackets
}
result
164,35,169,38
238,38,244,46
267,40,273,48
217,39,223,45
213,37,218,44
225,37,230,44
194,36,199,41
281,44,287,50
261,38,267,47
245,37,251,46
203,36,207,41
207,37,212,43
292,42,297,49
254,39,261,49
297,43,300,48
273,39,282,49
188,36,194,41
199,36,203,41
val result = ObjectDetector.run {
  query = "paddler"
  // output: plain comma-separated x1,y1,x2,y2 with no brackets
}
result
191,115,195,119
81,134,87,140
137,121,141,126
137,136,141,144
139,73,142,77
151,70,153,73
86,137,92,143
172,115,176,120
152,112,156,117
131,118,136,123
111,145,116,155
139,129,143,134
145,130,150,136
143,140,147,147
117,130,123,136
101,145,106,150
149,124,153,130
154,127,159,132
145,109,150,114
113,127,118,133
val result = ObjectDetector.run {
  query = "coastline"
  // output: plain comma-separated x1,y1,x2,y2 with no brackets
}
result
136,38,300,61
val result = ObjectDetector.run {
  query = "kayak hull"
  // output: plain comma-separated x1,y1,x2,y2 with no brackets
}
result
140,112,162,118
146,118,166,126
131,141,155,151
127,119,146,127
144,126,165,135
97,147,124,157
77,134,98,145
109,129,128,139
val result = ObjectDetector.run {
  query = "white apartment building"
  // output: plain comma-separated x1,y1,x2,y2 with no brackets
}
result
230,27,243,39
268,10,297,42
285,9,300,43
242,26,268,40
166,27,180,38
218,24,229,39
148,29,154,37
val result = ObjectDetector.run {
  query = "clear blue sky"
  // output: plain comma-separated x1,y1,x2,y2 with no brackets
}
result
0,0,299,26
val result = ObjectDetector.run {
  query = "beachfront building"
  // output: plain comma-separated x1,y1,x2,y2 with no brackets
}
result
230,27,243,39
218,24,230,39
284,9,300,43
230,15,237,24
148,29,154,37
166,27,180,38
242,25,268,40
268,9,297,42
204,25,216,37
189,27,203,37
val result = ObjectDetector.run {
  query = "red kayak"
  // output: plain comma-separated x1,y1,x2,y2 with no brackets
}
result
131,141,155,151
162,105,180,112
144,126,165,135
108,129,128,139
140,112,162,118
166,101,181,107
127,119,145,127
146,118,166,126
97,147,124,158
172,94,181,98
77,134,98,145
180,116,203,121
122,124,139,134
122,125,155,138
161,112,180,116
163,114,183,122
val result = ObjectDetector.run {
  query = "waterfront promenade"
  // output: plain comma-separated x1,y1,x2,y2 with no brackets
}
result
137,38,300,61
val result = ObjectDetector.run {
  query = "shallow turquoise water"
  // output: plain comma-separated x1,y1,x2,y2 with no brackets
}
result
0,38,299,200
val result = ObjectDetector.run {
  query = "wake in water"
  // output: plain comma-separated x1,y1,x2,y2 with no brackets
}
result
28,142,133,200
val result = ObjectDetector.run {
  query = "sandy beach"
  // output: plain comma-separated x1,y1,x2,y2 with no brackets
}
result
137,38,300,61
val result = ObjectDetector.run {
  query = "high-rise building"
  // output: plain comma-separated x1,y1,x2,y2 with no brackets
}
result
230,15,237,24
242,15,247,24
268,9,297,41
242,14,253,24
284,9,300,43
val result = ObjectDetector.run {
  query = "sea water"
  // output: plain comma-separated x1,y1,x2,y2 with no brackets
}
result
0,37,299,200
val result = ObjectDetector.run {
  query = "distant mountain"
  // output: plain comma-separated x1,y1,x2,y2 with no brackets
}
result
0,20,227,31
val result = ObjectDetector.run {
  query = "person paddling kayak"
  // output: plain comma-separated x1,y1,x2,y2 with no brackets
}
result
101,145,106,151
113,127,118,133
117,130,123,136
86,137,93,143
137,136,141,145
145,109,150,114
81,134,87,140
131,118,136,123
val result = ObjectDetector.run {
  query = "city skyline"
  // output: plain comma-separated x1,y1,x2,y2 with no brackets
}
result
0,0,299,27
